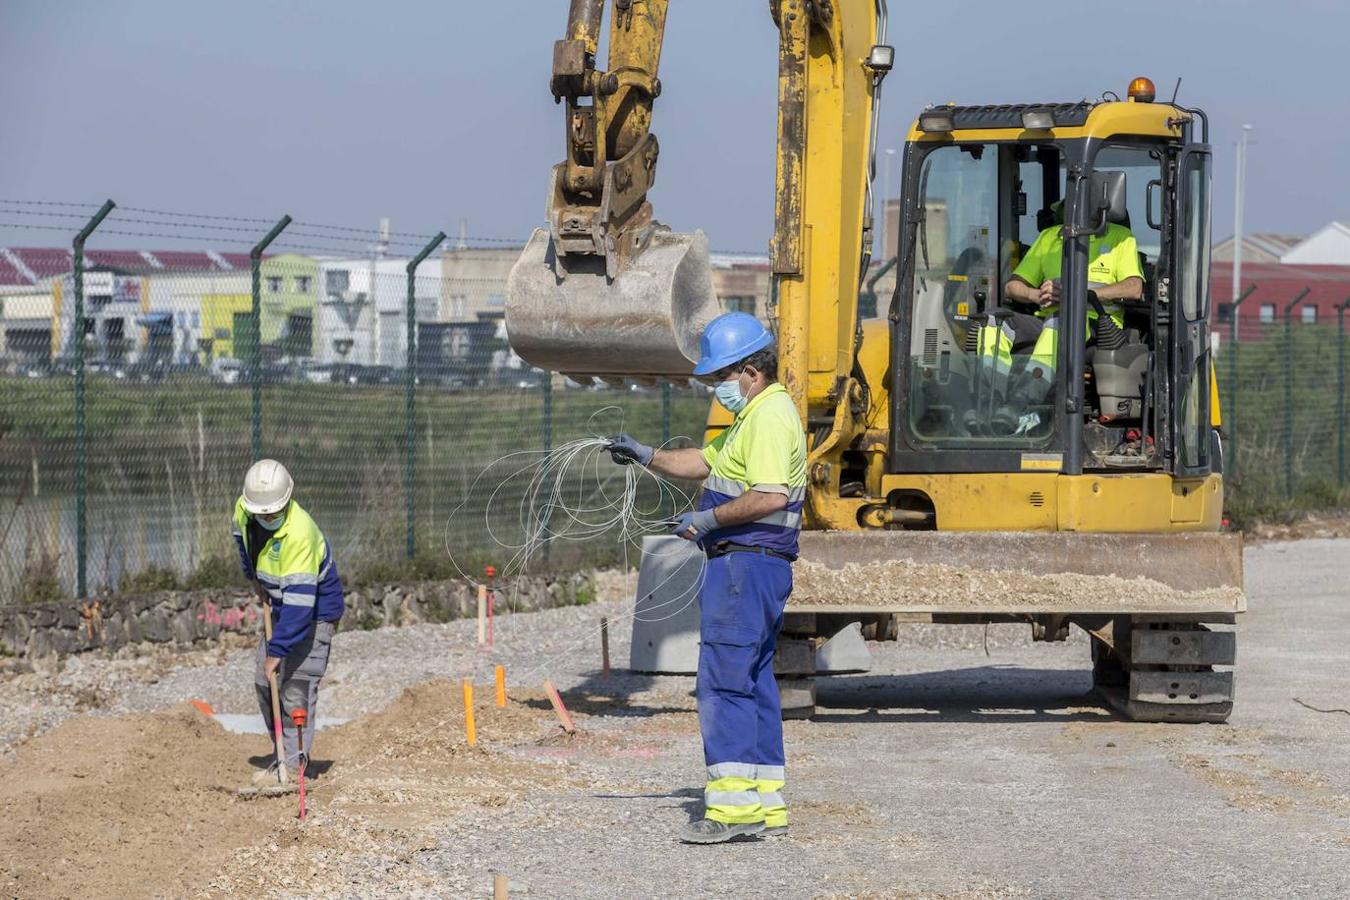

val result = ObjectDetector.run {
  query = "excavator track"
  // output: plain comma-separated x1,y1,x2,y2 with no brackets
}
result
1092,617,1236,723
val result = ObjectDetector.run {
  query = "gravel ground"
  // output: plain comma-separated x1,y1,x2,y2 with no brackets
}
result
3,540,1349,898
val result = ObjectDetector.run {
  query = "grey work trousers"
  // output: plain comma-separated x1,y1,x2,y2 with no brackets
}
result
254,620,335,767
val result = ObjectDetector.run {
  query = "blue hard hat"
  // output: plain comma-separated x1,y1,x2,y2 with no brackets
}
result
691,312,775,376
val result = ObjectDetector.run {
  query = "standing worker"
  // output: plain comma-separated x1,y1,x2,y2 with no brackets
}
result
607,312,806,844
232,459,345,789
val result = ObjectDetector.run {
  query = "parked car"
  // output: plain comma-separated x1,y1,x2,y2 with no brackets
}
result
209,358,244,385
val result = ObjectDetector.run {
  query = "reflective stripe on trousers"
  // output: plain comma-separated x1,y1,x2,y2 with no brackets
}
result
703,766,788,828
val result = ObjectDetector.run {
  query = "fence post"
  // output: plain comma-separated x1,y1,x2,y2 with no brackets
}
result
405,232,446,560
1281,288,1311,499
71,200,115,600
1339,298,1349,487
1228,284,1256,483
660,383,673,516
249,215,292,462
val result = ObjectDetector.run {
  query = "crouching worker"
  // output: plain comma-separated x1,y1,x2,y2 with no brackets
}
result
232,459,344,790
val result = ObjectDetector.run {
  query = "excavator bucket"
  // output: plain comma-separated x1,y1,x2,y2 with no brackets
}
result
505,227,722,381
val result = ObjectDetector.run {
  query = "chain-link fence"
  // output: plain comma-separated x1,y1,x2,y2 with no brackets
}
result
4,201,1348,602
0,202,715,603
1221,303,1350,520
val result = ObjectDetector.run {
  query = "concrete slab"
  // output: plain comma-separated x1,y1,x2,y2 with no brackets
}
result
628,536,704,673
212,713,348,735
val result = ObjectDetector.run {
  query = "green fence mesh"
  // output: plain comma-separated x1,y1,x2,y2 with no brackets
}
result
0,216,713,603
2,202,1347,603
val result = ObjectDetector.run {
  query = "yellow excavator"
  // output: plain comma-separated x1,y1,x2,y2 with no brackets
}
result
506,0,1242,722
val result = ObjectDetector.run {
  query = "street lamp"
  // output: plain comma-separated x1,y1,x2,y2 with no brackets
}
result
1232,124,1253,342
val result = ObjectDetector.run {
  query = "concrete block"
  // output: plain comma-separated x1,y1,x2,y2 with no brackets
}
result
628,536,704,674
815,622,872,674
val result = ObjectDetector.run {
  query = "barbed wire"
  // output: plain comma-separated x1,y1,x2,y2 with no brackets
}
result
0,199,103,209
0,199,778,256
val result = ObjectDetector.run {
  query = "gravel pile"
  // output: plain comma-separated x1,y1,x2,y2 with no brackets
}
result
792,557,1245,611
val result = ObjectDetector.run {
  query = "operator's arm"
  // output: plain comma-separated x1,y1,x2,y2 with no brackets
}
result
1092,276,1143,302
649,447,711,480
1094,233,1145,301
1005,228,1054,306
1005,277,1044,305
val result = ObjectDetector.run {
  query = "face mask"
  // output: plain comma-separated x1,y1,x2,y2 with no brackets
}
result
714,379,748,414
258,513,285,532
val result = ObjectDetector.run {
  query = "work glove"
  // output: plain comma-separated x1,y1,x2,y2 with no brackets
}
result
605,433,654,466
671,508,719,541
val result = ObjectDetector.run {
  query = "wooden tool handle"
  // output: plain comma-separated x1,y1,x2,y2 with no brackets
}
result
262,599,287,784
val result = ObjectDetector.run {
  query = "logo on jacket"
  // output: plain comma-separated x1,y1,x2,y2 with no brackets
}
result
269,540,281,560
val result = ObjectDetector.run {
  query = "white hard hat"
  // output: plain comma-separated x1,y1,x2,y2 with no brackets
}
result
242,459,294,515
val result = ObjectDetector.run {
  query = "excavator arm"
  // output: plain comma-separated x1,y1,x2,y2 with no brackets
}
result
547,0,666,276
506,0,893,396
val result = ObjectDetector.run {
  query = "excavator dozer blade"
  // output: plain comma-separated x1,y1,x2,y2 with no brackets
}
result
505,227,722,380
790,530,1246,616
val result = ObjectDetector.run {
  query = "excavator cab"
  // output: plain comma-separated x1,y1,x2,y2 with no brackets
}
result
890,91,1216,479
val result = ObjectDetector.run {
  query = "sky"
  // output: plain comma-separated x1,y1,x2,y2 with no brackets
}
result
1,0,1346,255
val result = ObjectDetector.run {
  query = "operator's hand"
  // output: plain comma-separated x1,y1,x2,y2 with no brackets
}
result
1037,279,1061,307
605,433,654,466
671,508,719,541
263,656,282,679
252,580,269,604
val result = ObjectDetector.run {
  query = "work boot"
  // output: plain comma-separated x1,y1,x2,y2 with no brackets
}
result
989,405,1020,435
961,409,988,436
761,825,789,837
679,818,764,844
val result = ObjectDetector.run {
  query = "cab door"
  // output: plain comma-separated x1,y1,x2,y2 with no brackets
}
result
1170,146,1213,475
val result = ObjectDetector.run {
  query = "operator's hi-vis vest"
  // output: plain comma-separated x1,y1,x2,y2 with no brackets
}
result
697,382,808,557
232,498,344,657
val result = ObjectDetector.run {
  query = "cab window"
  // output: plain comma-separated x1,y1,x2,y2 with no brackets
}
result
905,143,1050,447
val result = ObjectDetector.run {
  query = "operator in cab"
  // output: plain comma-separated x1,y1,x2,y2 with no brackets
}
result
1001,198,1144,398
605,312,807,845
966,198,1144,437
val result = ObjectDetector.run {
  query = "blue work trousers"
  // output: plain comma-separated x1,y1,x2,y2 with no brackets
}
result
697,550,793,825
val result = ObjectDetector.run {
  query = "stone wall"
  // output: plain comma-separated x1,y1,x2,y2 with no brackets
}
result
0,573,594,661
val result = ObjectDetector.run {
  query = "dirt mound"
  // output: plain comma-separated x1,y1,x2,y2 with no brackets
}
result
0,680,580,899
0,704,275,899
323,678,564,764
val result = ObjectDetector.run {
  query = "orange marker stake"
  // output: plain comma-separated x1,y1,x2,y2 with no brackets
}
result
542,680,577,734
463,678,477,746
485,565,496,647
495,665,506,707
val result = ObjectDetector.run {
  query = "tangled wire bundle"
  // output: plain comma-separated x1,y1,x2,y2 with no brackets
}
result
440,412,709,679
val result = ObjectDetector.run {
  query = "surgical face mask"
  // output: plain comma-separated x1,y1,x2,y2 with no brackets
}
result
258,513,285,532
714,379,748,413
